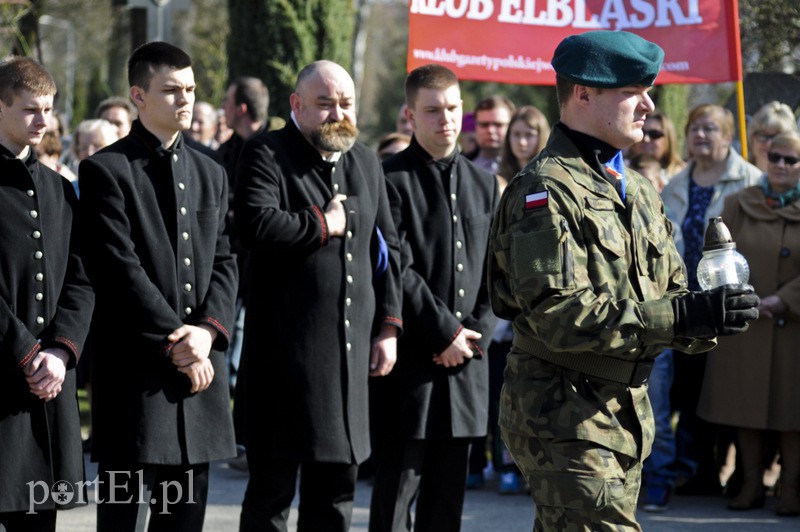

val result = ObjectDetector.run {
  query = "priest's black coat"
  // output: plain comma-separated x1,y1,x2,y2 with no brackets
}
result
78,120,237,465
233,121,403,464
0,148,94,512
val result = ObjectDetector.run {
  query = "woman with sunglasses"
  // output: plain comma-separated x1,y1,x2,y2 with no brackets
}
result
698,131,800,516
747,101,798,173
627,110,685,191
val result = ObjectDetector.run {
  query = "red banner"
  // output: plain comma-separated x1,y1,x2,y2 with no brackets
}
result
407,0,742,85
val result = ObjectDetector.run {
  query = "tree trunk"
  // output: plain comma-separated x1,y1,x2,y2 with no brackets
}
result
227,0,354,121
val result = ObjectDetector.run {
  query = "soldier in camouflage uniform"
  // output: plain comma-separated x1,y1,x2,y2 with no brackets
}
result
487,31,760,531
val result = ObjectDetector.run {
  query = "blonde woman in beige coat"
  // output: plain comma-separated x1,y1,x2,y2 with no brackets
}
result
699,131,800,516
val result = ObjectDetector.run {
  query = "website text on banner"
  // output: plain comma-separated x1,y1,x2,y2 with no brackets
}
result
407,0,741,85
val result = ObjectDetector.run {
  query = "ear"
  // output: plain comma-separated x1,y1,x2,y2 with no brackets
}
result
236,103,247,119
129,86,146,109
574,85,592,108
404,103,416,130
289,93,301,115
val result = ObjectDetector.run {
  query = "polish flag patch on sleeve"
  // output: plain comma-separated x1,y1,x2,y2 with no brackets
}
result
525,191,549,209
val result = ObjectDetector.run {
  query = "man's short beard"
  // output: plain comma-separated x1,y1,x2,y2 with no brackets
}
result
311,120,359,153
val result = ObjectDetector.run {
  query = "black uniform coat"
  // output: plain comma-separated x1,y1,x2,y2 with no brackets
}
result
79,120,237,465
234,120,403,464
0,148,93,512
377,139,498,439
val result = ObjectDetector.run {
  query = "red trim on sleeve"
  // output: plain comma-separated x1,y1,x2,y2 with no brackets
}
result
53,336,80,361
384,316,403,327
161,340,177,358
436,324,464,356
312,205,328,246
471,340,485,359
202,317,230,341
18,342,42,368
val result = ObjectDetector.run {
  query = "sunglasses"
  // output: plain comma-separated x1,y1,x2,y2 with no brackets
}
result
642,129,665,140
767,152,800,166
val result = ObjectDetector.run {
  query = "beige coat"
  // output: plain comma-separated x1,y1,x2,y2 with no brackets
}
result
698,186,800,431
661,149,761,258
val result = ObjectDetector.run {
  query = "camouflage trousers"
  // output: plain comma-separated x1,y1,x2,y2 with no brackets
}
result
502,430,643,532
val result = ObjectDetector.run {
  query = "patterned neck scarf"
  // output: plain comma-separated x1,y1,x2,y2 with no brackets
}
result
760,173,800,209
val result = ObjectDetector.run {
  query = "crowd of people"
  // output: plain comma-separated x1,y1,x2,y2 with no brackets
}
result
1,29,798,532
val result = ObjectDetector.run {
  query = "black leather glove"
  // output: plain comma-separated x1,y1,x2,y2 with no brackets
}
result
673,284,760,338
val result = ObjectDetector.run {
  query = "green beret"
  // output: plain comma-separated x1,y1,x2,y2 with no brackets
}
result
552,31,664,88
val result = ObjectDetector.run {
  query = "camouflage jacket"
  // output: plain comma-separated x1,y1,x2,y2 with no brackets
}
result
489,126,716,459
489,126,716,361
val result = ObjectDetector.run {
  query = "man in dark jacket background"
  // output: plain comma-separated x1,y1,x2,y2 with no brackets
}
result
234,60,402,531
217,76,269,394
369,64,498,532
0,56,94,532
79,42,237,532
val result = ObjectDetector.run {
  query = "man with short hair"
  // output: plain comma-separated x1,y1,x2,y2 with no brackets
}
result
95,95,134,137
395,103,413,136
0,56,93,532
216,76,270,395
79,42,237,531
234,60,402,531
369,64,498,532
218,76,269,179
469,95,515,173
488,31,759,530
190,100,219,149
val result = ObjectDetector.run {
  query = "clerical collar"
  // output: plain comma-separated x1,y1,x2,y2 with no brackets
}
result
290,112,341,163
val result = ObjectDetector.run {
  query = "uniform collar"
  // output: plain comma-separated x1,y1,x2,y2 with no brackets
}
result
408,135,458,170
556,122,618,169
0,142,39,170
130,119,183,156
545,125,627,207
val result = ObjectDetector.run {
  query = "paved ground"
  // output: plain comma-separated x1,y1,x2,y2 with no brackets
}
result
56,456,799,531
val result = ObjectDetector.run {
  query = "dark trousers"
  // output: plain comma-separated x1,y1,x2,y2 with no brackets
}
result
672,351,723,490
239,451,357,532
0,510,56,532
369,438,470,532
96,462,209,532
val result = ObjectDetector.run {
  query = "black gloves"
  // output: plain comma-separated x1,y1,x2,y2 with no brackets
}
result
673,284,760,339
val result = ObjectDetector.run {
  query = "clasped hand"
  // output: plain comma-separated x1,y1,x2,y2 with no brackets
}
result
24,348,69,402
433,328,482,368
168,324,217,393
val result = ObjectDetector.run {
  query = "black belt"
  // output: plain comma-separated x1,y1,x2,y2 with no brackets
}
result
513,335,654,387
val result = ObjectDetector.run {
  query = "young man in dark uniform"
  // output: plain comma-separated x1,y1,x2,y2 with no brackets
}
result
79,42,237,532
369,64,498,532
0,56,94,532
